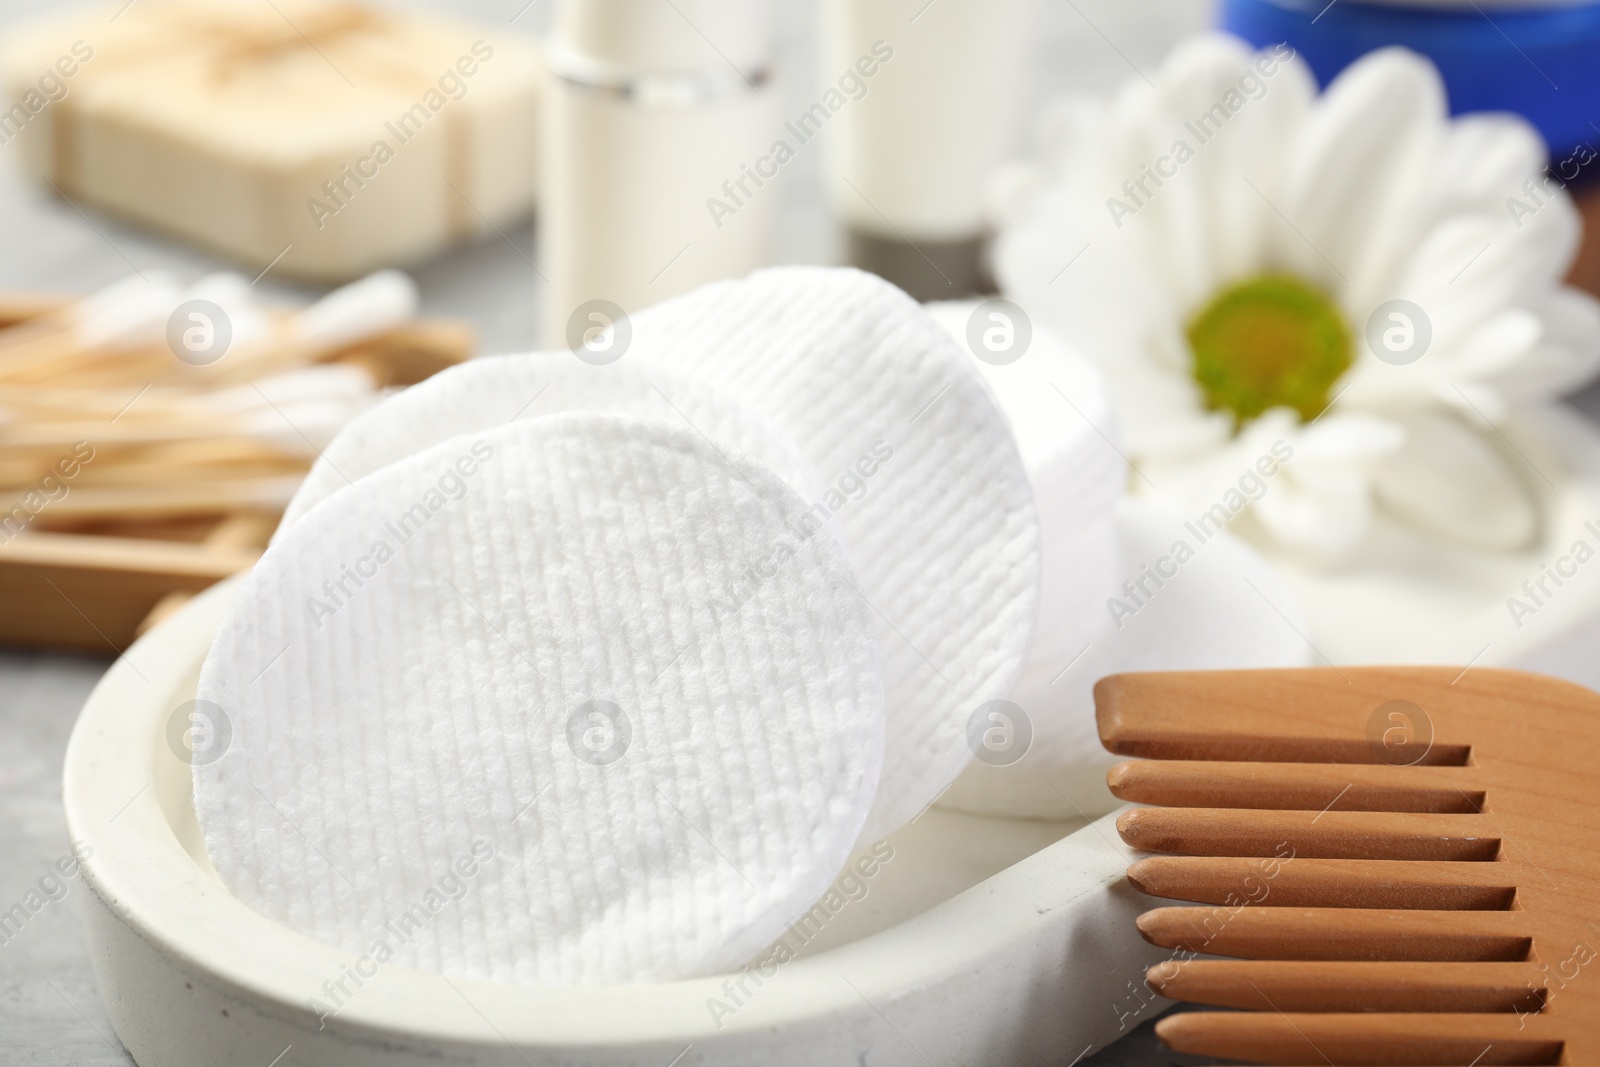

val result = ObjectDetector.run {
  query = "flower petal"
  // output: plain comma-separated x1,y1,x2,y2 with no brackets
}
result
1370,409,1537,549
1438,380,1509,424
1501,287,1600,400
1295,411,1407,461
1224,47,1317,281
1434,114,1547,216
1443,309,1543,380
1277,48,1446,303
1255,463,1374,556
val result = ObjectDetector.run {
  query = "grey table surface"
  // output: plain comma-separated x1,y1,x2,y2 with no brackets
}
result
5,0,1579,1063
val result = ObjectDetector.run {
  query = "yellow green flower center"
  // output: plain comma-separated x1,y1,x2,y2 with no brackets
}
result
1186,274,1351,427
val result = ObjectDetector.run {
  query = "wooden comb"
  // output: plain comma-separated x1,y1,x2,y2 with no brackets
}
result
1096,667,1600,1066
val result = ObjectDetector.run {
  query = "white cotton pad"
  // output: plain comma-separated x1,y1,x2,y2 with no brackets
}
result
629,268,1040,840
927,300,1126,668
275,353,819,540
938,497,1313,820
197,414,884,985
1028,517,1121,667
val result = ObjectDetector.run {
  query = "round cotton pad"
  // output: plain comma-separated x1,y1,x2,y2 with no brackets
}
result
196,415,884,984
631,267,1041,840
274,353,820,540
938,497,1312,820
928,300,1127,668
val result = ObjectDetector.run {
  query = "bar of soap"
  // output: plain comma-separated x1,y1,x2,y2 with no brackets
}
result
0,0,538,281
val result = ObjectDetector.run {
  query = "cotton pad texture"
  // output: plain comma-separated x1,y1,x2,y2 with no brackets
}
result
195,415,885,985
277,268,1042,843
927,300,1126,670
940,498,1313,819
631,268,1041,839
923,302,1313,819
275,355,820,540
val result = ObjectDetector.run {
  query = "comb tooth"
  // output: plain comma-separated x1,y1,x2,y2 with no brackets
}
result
1117,807,1499,861
1094,669,1473,764
1127,856,1517,910
1107,760,1483,813
1146,960,1546,1013
1136,907,1531,961
1154,1012,1563,1065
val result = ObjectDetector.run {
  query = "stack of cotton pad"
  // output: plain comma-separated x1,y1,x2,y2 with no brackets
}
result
272,356,823,536
926,302,1125,669
927,300,1313,819
943,497,1315,819
200,418,883,983
625,270,1040,839
195,267,1041,985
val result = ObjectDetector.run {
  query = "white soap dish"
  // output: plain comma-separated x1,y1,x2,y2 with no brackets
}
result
64,579,1170,1067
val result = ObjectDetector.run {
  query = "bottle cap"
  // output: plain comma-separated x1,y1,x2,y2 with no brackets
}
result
1222,0,1600,160
554,0,770,75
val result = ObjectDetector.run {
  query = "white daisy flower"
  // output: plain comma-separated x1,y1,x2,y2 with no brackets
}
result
992,34,1600,557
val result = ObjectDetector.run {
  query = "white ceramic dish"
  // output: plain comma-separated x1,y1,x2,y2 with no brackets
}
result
64,579,1170,1067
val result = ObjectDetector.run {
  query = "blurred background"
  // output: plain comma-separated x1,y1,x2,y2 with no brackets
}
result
0,0,1210,349
0,0,1216,657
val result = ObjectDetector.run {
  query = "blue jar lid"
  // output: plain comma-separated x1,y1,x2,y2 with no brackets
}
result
1220,0,1600,162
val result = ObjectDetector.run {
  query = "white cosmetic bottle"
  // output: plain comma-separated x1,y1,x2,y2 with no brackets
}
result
821,0,1029,301
540,0,776,348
